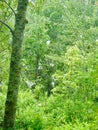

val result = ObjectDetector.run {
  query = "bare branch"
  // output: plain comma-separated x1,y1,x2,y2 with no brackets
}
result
0,20,13,35
1,0,16,16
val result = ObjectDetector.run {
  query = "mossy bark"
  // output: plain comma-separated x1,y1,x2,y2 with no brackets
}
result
3,0,28,129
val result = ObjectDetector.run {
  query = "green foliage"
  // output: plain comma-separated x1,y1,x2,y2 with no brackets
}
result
0,0,98,129
0,93,5,123
5,90,98,129
0,86,6,128
0,88,98,130
15,89,46,130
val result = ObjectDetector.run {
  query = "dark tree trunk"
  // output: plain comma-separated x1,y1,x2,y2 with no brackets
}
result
3,0,28,129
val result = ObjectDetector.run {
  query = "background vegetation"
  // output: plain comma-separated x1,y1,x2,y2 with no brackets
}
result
0,0,98,129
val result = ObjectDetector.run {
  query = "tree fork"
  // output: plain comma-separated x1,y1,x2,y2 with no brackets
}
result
3,0,28,129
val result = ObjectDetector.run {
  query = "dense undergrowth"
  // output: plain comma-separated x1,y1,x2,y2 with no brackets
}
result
0,88,98,130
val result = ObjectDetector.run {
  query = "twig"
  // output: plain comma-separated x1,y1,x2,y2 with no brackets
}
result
0,20,13,34
1,0,16,16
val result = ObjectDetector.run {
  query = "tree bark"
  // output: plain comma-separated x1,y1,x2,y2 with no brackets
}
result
3,0,28,129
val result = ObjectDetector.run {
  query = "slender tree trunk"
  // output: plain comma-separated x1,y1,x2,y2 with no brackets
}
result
3,0,28,129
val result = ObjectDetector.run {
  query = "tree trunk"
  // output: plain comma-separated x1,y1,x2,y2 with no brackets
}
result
3,0,28,129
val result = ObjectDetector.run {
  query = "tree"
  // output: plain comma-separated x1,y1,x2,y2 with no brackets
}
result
0,0,29,129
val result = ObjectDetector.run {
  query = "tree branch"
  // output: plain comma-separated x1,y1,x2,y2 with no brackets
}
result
0,20,13,34
1,0,16,16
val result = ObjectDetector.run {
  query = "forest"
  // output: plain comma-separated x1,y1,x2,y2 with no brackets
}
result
0,0,98,130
